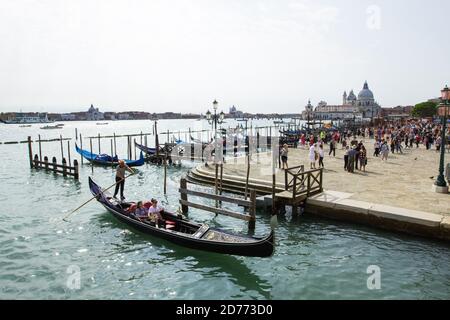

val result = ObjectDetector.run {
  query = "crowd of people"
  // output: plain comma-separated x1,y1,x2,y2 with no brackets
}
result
289,119,449,173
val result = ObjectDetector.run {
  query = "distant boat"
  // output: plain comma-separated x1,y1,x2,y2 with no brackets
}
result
40,124,63,130
96,122,109,125
19,125,32,128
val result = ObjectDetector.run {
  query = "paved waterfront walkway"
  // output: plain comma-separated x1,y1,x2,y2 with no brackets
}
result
202,139,450,217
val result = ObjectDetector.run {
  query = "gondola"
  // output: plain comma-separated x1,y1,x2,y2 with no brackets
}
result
88,177,275,257
190,135,213,145
75,144,144,167
134,141,159,155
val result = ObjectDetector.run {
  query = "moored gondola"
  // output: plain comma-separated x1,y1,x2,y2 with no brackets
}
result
75,144,144,167
134,141,160,155
88,177,274,257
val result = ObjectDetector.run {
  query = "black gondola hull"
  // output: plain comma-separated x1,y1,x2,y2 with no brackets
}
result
89,178,274,258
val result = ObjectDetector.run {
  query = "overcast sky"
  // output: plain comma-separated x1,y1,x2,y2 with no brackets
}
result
0,0,449,113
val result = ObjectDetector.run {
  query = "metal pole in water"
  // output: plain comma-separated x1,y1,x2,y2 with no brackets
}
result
98,133,101,154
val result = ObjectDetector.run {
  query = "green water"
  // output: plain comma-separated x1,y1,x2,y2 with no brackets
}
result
0,120,449,299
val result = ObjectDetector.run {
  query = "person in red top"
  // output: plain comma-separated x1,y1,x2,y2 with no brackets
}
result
309,135,315,146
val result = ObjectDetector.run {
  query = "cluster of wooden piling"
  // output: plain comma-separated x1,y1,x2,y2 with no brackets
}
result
27,136,79,179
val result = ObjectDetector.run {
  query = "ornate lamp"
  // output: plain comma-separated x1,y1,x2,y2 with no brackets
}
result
434,85,449,193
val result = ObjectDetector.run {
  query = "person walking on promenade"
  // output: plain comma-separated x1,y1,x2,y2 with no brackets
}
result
329,138,336,157
395,136,403,154
415,134,421,148
347,146,356,173
300,134,306,149
309,143,317,169
320,131,326,143
359,146,367,172
354,142,362,170
381,140,389,161
435,136,442,152
113,160,135,200
344,146,350,171
318,144,325,168
281,144,289,170
373,140,380,157
342,137,347,150
309,134,315,147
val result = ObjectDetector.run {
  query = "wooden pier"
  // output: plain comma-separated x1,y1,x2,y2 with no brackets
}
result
179,178,257,230
186,163,323,215
27,136,79,180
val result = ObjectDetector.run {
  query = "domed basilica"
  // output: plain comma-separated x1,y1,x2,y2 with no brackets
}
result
303,81,381,121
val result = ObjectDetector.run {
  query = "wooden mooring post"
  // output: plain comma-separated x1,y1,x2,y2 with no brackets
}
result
110,139,114,168
163,154,167,195
62,158,67,177
90,138,93,173
60,135,64,161
27,136,33,168
67,140,71,168
38,134,42,162
79,133,83,165
98,133,101,154
113,133,117,157
180,178,189,215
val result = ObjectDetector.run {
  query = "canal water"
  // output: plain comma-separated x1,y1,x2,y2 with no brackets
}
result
0,120,449,299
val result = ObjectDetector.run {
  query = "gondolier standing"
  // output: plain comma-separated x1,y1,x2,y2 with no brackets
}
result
113,160,134,200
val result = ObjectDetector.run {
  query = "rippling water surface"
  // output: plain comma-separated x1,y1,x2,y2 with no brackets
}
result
0,120,449,299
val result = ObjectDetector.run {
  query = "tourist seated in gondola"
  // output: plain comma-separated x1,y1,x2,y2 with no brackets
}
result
134,201,148,220
148,198,166,228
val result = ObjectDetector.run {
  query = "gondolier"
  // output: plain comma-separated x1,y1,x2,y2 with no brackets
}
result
113,160,134,200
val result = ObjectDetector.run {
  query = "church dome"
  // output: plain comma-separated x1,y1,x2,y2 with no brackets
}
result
358,81,374,100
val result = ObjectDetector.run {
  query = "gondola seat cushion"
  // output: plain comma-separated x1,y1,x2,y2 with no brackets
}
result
126,204,137,214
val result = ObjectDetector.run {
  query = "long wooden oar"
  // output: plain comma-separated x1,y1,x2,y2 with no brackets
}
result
62,172,135,222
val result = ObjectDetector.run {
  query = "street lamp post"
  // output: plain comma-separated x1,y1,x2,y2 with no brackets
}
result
206,100,225,134
434,85,450,193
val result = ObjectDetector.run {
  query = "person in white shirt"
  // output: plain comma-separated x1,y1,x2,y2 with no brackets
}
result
318,144,325,168
148,198,165,227
309,144,316,169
